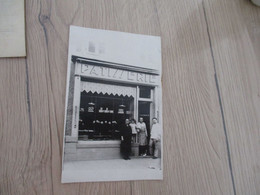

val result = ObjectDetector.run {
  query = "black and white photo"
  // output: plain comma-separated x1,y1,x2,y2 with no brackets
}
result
62,26,163,183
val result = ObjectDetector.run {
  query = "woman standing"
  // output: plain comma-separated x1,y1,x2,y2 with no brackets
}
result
136,117,147,156
129,119,138,143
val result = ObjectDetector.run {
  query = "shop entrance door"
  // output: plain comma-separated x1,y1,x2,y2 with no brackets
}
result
138,101,151,138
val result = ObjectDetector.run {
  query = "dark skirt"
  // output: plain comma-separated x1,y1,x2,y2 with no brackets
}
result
121,137,131,158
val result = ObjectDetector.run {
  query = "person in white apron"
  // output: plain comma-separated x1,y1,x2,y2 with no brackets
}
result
136,117,148,156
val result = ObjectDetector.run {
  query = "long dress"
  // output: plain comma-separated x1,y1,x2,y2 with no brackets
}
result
137,122,147,146
120,124,132,158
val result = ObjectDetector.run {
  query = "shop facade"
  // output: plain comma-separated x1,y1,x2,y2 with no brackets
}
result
64,56,161,161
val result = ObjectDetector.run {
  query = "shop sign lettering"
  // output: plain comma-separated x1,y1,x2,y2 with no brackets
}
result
76,64,159,85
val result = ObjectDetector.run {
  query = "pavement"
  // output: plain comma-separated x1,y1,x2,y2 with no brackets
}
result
62,157,163,183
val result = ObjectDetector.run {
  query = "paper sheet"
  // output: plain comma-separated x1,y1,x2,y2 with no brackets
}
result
0,0,26,57
62,26,163,183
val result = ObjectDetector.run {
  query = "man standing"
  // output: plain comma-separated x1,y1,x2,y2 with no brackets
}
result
149,118,162,159
120,119,132,160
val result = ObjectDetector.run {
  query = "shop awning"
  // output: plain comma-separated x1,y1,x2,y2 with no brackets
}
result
81,81,136,97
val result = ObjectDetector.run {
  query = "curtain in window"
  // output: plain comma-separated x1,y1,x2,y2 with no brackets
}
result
81,81,136,97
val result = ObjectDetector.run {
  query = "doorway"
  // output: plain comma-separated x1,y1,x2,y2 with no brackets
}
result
138,101,151,138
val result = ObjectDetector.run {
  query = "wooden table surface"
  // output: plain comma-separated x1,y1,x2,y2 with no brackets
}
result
0,0,259,194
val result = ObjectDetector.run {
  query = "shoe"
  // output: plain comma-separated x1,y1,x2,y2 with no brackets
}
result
143,154,147,157
127,157,131,160
152,156,158,159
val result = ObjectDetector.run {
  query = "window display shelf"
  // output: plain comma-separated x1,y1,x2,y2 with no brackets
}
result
79,91,134,141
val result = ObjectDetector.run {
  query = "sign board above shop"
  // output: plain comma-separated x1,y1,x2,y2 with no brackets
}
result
74,57,160,86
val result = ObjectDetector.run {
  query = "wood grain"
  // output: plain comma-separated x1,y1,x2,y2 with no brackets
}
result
0,0,259,194
0,58,30,194
203,0,260,194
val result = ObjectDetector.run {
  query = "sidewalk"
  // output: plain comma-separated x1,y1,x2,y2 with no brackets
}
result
62,157,163,183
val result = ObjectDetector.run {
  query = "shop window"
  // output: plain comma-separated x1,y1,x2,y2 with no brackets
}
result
98,43,105,54
88,41,95,53
139,86,151,99
79,91,134,141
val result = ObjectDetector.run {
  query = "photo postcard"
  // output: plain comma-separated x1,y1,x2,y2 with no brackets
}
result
62,25,163,183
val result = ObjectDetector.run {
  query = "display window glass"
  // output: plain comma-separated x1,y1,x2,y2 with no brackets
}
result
139,86,152,99
79,91,134,140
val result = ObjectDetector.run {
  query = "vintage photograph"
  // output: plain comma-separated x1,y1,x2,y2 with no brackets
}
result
62,26,163,183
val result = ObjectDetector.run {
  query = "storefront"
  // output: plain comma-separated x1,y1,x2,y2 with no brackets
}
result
64,56,161,161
